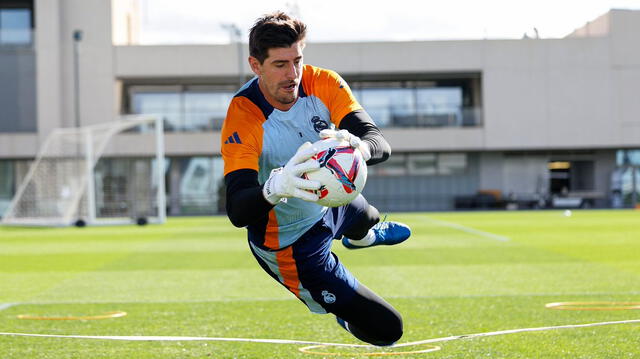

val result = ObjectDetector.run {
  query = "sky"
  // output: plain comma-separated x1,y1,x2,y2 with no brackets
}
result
138,0,640,44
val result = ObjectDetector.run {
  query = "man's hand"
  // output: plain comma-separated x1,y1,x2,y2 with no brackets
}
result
319,129,371,161
262,142,321,205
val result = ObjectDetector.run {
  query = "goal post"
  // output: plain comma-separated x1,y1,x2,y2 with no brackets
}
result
1,115,166,227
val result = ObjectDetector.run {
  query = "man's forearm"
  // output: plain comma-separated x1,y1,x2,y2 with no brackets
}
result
225,169,274,227
339,110,391,166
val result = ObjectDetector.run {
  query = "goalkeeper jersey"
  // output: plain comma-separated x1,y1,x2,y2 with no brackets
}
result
221,64,363,250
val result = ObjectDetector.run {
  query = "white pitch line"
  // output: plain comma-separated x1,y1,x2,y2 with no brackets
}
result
0,332,370,348
425,217,510,242
395,318,640,347
0,303,16,311
1,318,638,350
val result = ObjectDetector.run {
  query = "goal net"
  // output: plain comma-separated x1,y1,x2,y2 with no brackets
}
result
1,116,166,227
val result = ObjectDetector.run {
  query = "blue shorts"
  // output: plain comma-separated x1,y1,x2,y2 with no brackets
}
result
249,195,370,314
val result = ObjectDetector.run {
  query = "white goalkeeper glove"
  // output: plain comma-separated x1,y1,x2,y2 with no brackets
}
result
262,142,321,205
319,129,371,161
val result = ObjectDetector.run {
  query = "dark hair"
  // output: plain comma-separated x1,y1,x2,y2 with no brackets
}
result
249,11,307,64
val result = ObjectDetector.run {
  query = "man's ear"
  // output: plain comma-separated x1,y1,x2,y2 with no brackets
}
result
248,56,262,76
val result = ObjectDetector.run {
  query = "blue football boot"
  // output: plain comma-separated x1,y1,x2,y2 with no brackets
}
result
342,221,411,249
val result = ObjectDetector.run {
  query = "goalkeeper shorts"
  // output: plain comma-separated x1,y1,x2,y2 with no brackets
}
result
248,195,373,314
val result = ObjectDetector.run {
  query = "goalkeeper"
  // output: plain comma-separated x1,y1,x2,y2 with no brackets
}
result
221,12,411,346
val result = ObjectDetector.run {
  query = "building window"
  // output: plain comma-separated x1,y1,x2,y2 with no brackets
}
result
0,1,33,46
128,85,234,132
617,149,640,166
353,88,415,128
349,75,482,128
416,87,463,126
0,160,15,216
372,153,408,176
407,154,437,175
371,152,468,177
437,153,467,175
166,156,225,215
614,149,640,207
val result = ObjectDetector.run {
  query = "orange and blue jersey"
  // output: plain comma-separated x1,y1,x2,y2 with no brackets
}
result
221,64,363,251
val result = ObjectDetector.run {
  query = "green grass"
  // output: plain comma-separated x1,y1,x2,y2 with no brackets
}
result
1,210,639,358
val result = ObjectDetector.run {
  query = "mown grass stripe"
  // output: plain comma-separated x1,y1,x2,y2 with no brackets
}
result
425,216,510,241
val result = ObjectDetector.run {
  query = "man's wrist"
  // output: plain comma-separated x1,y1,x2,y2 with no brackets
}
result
359,141,372,161
261,178,277,205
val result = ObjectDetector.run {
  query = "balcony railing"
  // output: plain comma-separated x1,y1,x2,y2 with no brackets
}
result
128,107,483,133
367,106,483,128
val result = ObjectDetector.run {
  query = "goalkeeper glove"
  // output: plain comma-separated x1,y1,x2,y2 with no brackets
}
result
319,129,371,161
262,142,321,205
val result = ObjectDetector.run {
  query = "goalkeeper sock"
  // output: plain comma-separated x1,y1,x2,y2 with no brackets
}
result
345,230,376,247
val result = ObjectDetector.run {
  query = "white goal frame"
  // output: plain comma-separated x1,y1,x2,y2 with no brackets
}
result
1,116,166,227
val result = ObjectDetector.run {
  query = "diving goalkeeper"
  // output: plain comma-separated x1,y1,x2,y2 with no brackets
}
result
221,11,411,346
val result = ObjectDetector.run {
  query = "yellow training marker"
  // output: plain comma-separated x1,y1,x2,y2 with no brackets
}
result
17,311,127,320
299,344,441,356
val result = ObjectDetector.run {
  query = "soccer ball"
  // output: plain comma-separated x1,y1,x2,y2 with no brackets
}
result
303,138,368,207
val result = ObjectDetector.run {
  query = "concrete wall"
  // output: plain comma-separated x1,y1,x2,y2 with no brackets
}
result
35,0,117,136
610,10,640,146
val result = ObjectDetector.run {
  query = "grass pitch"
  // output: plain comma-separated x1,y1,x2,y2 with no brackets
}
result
1,210,639,358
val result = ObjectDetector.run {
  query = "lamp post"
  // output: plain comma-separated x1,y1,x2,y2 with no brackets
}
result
72,29,83,128
221,23,244,89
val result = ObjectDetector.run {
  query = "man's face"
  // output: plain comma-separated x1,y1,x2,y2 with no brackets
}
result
249,41,304,111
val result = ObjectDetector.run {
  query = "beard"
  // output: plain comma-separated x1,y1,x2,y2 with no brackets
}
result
276,92,297,104
274,82,298,105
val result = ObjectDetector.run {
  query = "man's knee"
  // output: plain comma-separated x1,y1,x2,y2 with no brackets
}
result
365,316,403,346
333,287,404,346
343,203,380,240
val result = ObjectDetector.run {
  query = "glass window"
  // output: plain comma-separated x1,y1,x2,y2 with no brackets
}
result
178,157,224,215
132,92,182,131
373,152,468,177
438,153,467,175
0,8,32,45
416,87,463,126
408,154,437,175
130,87,234,132
349,75,481,128
185,92,233,131
372,154,407,176
358,88,414,127
617,149,640,166
0,161,15,216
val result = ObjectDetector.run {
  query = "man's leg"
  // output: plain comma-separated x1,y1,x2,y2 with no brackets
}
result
322,196,407,345
332,283,403,346
334,195,411,249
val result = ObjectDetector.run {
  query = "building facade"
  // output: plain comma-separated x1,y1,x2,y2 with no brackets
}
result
1,0,639,216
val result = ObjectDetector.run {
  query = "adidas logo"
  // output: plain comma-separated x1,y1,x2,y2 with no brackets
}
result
224,132,242,144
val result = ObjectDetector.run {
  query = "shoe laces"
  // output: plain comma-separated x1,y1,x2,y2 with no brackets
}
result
375,214,390,231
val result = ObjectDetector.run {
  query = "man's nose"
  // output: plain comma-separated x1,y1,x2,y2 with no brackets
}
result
286,63,298,80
